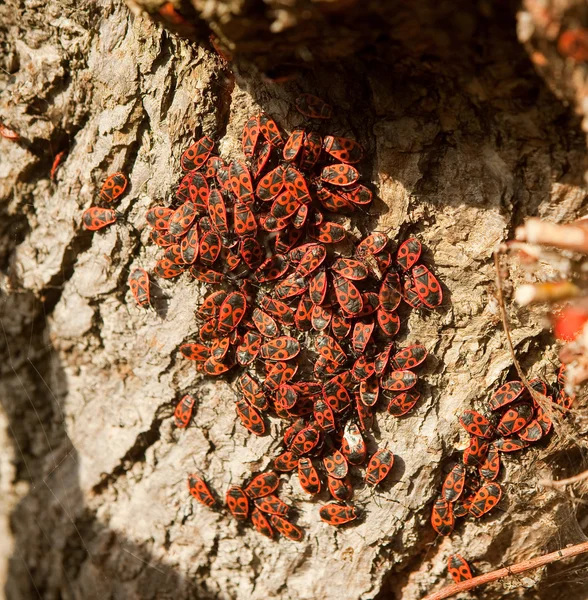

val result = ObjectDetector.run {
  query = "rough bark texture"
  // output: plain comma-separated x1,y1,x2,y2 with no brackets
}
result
1,1,587,599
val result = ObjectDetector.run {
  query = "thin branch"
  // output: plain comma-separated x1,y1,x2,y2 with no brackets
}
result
493,250,533,389
422,540,588,600
493,250,564,415
516,218,588,254
539,468,588,489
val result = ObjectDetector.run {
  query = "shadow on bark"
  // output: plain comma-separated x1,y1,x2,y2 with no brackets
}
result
1,291,219,600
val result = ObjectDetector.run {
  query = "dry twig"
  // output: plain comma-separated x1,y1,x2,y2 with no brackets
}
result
538,468,588,489
422,540,588,600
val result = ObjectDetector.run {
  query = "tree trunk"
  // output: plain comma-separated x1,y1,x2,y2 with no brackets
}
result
1,0,587,599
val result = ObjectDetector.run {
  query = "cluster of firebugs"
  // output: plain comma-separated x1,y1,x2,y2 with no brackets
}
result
81,94,571,569
436,367,574,584
432,368,574,544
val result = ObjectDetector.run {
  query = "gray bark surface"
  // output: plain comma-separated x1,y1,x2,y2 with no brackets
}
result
1,0,587,599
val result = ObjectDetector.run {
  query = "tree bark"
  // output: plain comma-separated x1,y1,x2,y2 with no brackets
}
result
1,0,587,599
